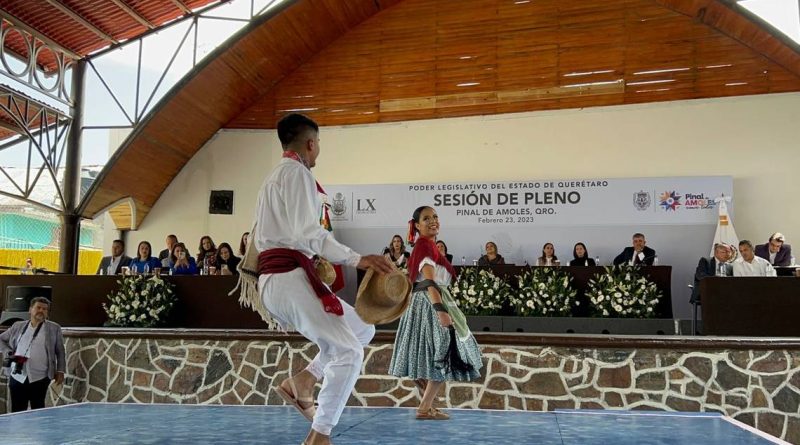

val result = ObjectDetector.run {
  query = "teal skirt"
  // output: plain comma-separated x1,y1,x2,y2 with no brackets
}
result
389,289,482,382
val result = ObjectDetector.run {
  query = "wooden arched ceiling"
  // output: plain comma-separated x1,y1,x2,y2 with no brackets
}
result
80,0,800,228
78,0,403,228
229,0,800,127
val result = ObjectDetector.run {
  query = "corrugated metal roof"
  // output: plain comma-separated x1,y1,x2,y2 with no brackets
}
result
0,0,223,71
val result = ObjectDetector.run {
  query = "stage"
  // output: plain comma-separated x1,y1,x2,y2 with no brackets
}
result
0,403,785,444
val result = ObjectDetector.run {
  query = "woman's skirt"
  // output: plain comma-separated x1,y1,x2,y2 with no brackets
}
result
389,288,482,382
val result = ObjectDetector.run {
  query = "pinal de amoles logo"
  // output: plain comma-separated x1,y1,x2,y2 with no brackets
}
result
633,190,651,211
659,191,682,211
331,192,347,216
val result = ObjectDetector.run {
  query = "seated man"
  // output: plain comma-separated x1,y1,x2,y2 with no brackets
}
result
613,233,656,266
158,234,178,261
754,232,792,267
96,239,132,275
691,243,733,304
734,240,777,277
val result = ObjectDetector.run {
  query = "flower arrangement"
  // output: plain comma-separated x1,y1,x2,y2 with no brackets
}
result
510,267,578,316
450,267,510,316
103,275,177,327
585,265,662,318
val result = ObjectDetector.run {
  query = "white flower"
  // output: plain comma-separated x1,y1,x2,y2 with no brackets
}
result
487,289,494,296
602,310,609,316
526,300,534,308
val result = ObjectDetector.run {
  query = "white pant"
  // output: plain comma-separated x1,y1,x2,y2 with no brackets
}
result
259,269,375,435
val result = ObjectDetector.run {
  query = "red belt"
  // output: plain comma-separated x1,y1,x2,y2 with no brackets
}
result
258,248,343,316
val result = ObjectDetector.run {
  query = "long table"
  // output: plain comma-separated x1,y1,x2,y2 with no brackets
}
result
0,275,263,328
358,265,673,318
700,277,800,336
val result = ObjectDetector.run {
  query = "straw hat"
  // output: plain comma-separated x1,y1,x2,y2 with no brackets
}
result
315,257,336,286
355,267,411,325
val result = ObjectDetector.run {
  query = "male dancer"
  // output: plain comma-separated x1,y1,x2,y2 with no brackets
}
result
256,113,392,445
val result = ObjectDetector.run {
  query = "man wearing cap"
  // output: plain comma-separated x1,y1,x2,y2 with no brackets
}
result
754,233,792,267
254,113,393,445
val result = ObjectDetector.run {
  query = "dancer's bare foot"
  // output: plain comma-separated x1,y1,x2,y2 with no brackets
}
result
302,429,332,445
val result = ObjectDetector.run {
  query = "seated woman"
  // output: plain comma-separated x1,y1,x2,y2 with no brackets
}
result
129,241,162,274
536,242,560,266
478,241,505,266
569,242,596,266
215,242,241,275
382,234,410,268
196,235,217,269
436,240,454,264
238,232,249,256
163,242,198,275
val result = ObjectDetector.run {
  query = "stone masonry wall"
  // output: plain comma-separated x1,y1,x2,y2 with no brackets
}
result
7,336,799,443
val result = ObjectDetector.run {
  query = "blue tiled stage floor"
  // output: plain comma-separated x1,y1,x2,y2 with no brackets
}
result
0,404,786,445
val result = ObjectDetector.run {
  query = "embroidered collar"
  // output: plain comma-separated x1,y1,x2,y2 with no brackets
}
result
282,150,310,169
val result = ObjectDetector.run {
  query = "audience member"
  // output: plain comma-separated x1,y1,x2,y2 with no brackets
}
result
478,241,505,266
96,239,132,275
165,242,198,275
196,236,217,270
754,232,792,266
734,240,776,277
158,234,178,261
569,242,596,266
129,241,162,274
0,297,65,412
536,242,559,266
691,243,733,304
215,242,241,276
383,234,410,268
613,233,656,266
436,240,454,264
239,232,250,256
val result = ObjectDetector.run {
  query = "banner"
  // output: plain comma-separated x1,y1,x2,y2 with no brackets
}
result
327,176,733,228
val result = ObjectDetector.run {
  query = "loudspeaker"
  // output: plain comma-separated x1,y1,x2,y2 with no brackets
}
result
209,190,234,215
1,286,52,325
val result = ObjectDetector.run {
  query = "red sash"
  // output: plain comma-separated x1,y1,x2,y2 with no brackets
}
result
258,248,343,316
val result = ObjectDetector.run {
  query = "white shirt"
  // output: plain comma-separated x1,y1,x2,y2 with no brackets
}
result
769,251,777,265
109,255,122,273
254,158,360,267
733,256,777,277
418,257,452,285
12,322,47,383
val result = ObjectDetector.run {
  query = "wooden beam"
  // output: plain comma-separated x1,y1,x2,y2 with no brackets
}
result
0,11,82,60
41,0,119,44
655,0,800,78
169,0,193,15
107,0,156,29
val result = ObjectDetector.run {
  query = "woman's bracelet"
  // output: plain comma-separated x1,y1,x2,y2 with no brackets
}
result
431,302,448,313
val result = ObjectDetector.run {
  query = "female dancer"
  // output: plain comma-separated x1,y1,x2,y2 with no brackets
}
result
389,206,482,420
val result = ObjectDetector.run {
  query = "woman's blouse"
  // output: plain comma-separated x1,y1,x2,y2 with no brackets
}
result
477,254,505,266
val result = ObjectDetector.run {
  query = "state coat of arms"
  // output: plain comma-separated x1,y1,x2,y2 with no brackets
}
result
633,191,651,211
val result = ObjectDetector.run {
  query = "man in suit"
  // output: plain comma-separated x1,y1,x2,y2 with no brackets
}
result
691,243,733,304
0,297,65,412
96,239,132,275
158,234,178,261
613,233,657,266
754,232,792,267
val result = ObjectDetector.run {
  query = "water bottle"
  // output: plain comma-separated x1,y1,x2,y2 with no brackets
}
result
131,264,138,275
461,256,466,265
653,255,659,266
594,256,600,266
107,264,114,276
144,264,150,275
203,257,209,276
